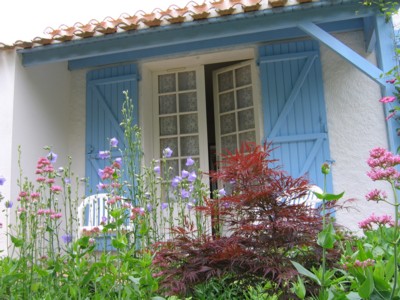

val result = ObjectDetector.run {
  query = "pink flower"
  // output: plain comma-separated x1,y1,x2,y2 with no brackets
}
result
379,96,396,103
358,213,394,230
386,112,396,121
366,148,400,181
386,79,396,84
50,185,62,193
365,189,387,202
50,212,62,219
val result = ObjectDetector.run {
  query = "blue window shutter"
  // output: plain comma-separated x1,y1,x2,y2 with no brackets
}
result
86,64,138,194
259,40,332,191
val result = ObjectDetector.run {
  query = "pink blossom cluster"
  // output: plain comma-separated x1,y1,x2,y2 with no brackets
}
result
17,191,41,202
358,213,394,230
365,189,388,202
130,207,145,220
343,258,375,270
37,208,62,219
366,147,400,182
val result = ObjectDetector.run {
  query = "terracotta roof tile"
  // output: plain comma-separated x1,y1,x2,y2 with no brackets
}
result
0,0,318,51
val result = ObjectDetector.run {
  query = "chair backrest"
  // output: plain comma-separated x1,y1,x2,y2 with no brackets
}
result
78,193,109,235
287,185,323,209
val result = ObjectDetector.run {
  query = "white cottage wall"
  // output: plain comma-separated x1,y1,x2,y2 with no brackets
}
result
0,51,17,253
321,30,392,233
5,61,72,253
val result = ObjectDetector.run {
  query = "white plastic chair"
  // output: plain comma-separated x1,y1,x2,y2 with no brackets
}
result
78,193,109,236
287,185,323,209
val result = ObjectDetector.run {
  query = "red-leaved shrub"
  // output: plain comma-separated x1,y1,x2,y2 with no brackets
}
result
153,143,325,296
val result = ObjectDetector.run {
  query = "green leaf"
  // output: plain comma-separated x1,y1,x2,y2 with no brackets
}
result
291,261,321,285
358,268,374,299
317,223,336,249
111,236,127,250
313,191,344,201
10,235,24,248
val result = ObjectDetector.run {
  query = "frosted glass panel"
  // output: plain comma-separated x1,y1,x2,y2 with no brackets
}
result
218,71,233,92
179,92,197,112
238,109,255,131
220,113,236,134
180,114,198,134
181,136,199,156
158,74,176,93
221,134,237,153
239,131,256,146
166,159,179,177
235,65,251,87
237,87,253,109
160,116,177,136
160,138,178,157
159,95,177,114
178,71,196,91
219,92,235,113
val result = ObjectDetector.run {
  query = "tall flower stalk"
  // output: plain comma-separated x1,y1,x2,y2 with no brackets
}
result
365,147,400,299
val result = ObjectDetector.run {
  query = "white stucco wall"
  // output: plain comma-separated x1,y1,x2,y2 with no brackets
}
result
0,51,17,253
4,60,73,253
321,31,392,233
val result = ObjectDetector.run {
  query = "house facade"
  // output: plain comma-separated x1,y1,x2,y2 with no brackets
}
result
0,0,398,252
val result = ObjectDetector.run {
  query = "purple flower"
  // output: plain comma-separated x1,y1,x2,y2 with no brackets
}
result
101,216,108,224
146,204,152,212
61,234,73,244
99,151,110,160
163,147,173,158
186,157,195,166
64,178,71,184
5,201,13,208
181,189,190,199
182,170,189,178
171,176,182,188
187,203,194,210
0,176,5,186
115,157,122,164
161,202,168,210
154,165,160,175
110,137,119,147
188,171,197,182
97,182,106,191
97,168,104,178
47,152,58,163
218,188,226,197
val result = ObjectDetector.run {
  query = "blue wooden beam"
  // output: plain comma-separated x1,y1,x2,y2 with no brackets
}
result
19,2,373,68
363,16,376,53
69,19,364,70
374,15,399,154
298,21,386,86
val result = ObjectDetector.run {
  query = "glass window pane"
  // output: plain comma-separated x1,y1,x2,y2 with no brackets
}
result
158,74,176,93
178,71,196,91
159,94,177,115
180,114,198,134
235,65,251,87
160,116,177,136
220,113,236,134
179,92,197,112
221,134,237,154
237,87,253,109
238,109,255,131
181,136,199,156
219,91,235,113
165,159,179,178
239,131,256,146
218,71,233,92
160,138,178,157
